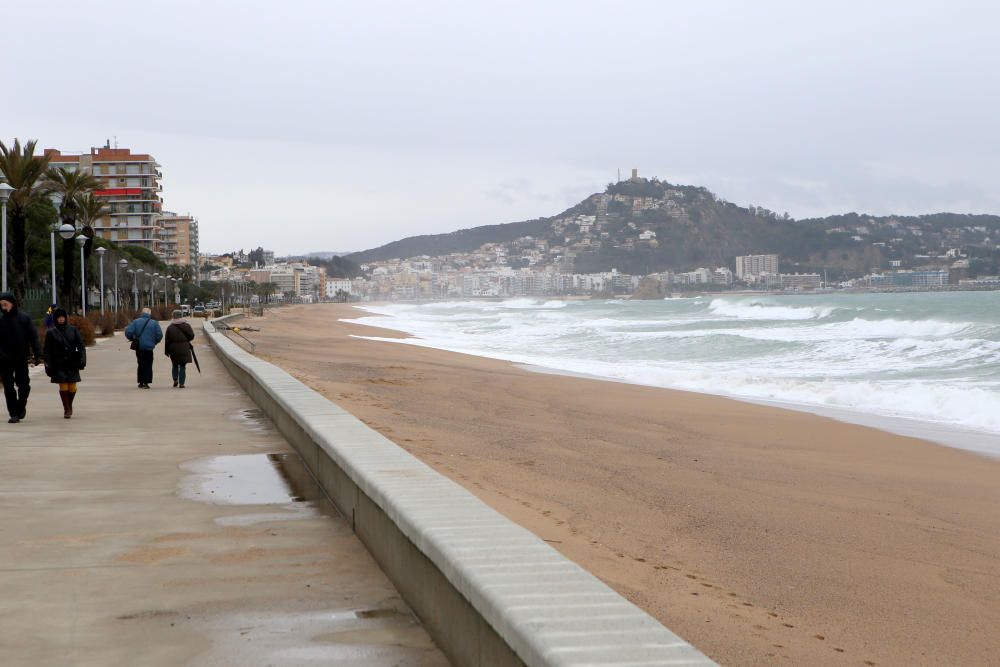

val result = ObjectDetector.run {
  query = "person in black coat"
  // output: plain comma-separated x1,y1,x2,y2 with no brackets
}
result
44,308,87,419
0,292,42,423
164,310,195,388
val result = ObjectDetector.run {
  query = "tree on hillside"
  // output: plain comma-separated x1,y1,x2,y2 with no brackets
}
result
41,167,102,310
0,139,52,299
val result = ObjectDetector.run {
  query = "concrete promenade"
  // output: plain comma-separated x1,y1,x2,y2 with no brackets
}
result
0,324,447,666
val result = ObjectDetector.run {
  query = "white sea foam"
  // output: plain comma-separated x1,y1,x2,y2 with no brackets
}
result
345,293,1000,451
708,298,839,320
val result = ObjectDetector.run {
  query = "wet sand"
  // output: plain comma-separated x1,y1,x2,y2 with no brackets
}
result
249,303,1000,666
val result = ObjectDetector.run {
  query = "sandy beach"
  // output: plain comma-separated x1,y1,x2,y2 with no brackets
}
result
246,303,1000,666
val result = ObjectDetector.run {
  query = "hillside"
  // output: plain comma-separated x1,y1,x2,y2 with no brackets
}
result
346,216,565,265
345,178,1000,278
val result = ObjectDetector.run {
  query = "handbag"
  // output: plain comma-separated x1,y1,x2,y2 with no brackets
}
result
130,318,151,351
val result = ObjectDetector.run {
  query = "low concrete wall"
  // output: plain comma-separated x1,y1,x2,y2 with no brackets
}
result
206,316,715,667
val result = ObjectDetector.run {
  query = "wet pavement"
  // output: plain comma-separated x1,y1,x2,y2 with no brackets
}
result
0,325,448,666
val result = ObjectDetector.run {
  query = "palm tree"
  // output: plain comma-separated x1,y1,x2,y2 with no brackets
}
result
0,139,52,299
42,167,102,309
76,194,108,299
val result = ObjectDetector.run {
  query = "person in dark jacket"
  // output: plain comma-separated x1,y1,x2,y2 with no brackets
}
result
164,310,195,388
0,292,42,423
124,308,163,388
43,308,86,418
43,304,58,329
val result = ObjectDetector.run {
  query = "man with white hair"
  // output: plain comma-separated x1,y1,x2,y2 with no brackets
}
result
124,308,163,388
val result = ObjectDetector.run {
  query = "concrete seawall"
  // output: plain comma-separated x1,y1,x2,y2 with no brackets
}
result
206,315,715,666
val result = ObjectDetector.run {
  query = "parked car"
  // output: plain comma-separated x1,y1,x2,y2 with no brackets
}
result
193,305,207,317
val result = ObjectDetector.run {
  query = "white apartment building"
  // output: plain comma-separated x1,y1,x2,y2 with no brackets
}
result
735,254,780,281
266,263,323,299
326,279,353,297
268,265,301,297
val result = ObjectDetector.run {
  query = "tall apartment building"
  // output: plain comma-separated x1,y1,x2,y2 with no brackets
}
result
159,212,200,266
735,254,780,281
45,146,164,254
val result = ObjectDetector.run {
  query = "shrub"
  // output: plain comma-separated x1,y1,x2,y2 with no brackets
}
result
86,311,118,337
68,315,96,347
115,309,139,329
35,324,47,352
152,304,175,321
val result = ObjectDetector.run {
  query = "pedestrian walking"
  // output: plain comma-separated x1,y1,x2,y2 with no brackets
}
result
43,304,58,329
0,292,42,423
124,307,163,388
43,308,86,418
164,310,195,388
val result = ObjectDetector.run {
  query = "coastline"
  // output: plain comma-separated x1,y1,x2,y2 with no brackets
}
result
344,298,1000,459
512,362,1000,459
251,303,1000,666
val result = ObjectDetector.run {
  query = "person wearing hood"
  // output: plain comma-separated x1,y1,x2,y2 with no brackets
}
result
164,310,195,388
43,304,58,329
43,308,86,418
0,292,42,423
124,307,163,388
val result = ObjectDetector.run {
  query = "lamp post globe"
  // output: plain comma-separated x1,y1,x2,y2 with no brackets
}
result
0,182,14,203
58,223,76,240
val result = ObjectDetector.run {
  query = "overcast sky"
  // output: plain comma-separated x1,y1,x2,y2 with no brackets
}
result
4,1,998,255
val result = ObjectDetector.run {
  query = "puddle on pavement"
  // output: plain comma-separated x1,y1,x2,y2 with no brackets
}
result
178,452,335,525
229,407,274,433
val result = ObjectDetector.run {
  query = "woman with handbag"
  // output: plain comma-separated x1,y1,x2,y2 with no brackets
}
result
43,308,87,418
164,310,195,388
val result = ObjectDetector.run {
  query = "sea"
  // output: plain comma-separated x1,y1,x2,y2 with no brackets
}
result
342,292,1000,457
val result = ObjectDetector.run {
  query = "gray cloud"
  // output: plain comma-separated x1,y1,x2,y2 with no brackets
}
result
4,1,999,254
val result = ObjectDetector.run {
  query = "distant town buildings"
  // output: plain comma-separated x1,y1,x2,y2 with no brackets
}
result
865,270,948,288
779,273,823,290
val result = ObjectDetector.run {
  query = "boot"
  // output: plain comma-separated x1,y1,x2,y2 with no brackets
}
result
67,391,76,418
59,391,71,419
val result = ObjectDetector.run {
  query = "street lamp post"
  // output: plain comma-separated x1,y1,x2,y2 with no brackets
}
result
152,273,159,308
135,269,144,309
54,223,75,306
76,235,87,315
116,259,128,313
95,247,106,313
0,182,15,293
